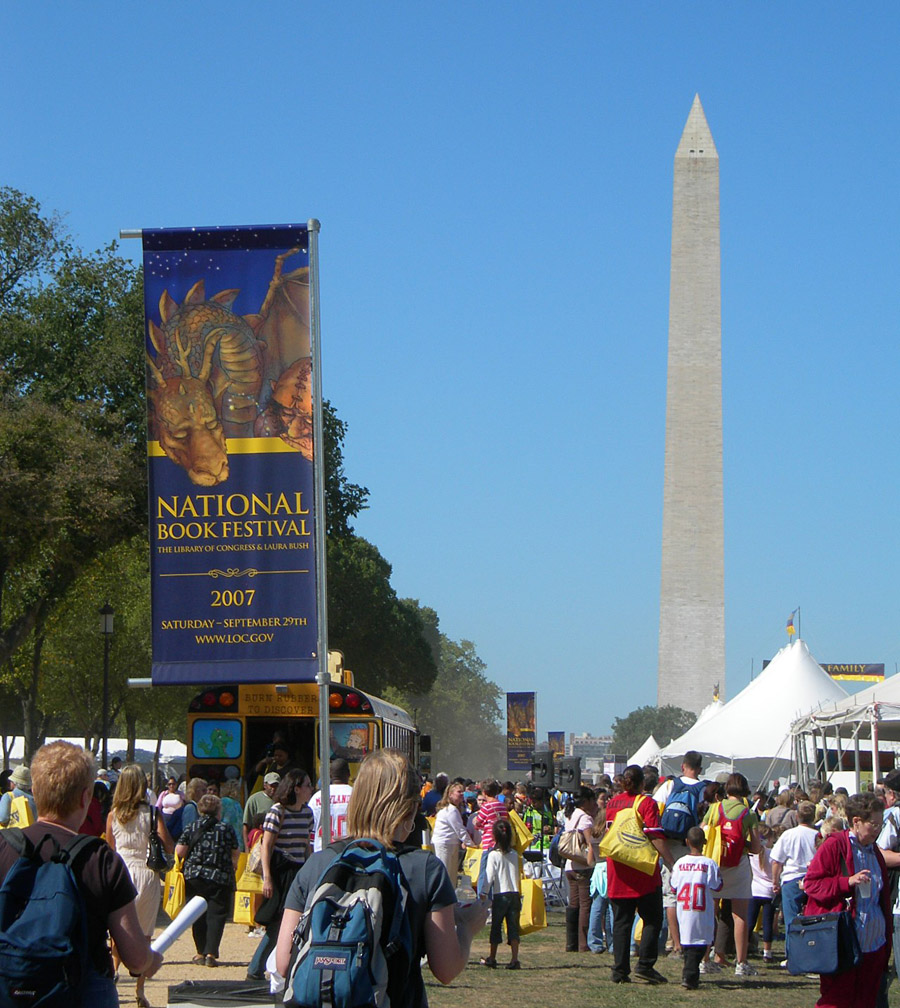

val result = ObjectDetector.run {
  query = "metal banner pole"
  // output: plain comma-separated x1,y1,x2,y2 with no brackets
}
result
308,219,331,843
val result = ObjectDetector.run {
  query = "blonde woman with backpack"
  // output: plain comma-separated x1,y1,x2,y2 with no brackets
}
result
275,749,488,1007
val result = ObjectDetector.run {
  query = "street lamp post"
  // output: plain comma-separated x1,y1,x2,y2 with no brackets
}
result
99,603,114,769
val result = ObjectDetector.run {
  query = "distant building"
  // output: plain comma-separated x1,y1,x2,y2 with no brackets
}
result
568,732,614,760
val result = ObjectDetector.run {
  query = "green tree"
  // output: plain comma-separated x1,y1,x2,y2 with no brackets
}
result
0,188,145,674
385,604,506,777
323,400,368,537
327,537,437,697
610,704,696,759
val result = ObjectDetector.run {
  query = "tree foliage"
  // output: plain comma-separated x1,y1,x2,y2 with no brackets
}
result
327,537,437,697
0,188,145,671
610,704,696,759
323,400,368,537
384,604,506,778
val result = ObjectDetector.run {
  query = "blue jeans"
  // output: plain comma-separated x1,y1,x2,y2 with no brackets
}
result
588,893,613,952
781,877,806,956
894,914,900,982
248,922,277,978
83,971,119,1008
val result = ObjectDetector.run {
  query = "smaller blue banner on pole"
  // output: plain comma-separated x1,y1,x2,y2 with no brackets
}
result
548,731,565,757
507,692,536,772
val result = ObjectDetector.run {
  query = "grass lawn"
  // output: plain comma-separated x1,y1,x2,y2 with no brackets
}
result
424,912,900,1008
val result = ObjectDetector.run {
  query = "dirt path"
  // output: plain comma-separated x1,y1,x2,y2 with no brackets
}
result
130,918,272,1007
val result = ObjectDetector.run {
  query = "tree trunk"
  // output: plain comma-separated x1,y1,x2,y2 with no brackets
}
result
126,712,136,763
153,736,163,790
21,630,46,763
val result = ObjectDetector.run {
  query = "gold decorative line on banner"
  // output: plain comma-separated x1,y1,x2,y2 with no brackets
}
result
159,568,309,578
147,436,301,457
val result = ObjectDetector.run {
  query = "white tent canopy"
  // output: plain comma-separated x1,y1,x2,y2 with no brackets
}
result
694,697,725,727
1,737,186,772
790,672,900,789
791,673,900,742
628,734,661,767
659,639,847,786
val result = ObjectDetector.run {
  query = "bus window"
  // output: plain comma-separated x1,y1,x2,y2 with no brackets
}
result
192,719,242,760
327,721,376,763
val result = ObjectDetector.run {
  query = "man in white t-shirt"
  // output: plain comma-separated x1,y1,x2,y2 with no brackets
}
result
670,826,722,989
309,758,353,851
770,799,819,952
653,750,709,956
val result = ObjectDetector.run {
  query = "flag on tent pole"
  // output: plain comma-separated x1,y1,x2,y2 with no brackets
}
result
786,609,798,637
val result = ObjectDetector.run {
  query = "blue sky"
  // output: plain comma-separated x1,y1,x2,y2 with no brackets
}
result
4,4,900,742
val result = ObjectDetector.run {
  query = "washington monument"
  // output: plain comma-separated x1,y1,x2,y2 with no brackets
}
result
658,94,724,714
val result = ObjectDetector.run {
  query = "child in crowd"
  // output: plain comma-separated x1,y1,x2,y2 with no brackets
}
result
670,826,723,990
820,815,846,838
747,823,776,962
480,819,522,970
246,812,266,852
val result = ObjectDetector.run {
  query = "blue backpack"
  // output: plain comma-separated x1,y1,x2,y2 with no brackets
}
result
0,829,101,1008
659,778,707,841
285,840,414,1008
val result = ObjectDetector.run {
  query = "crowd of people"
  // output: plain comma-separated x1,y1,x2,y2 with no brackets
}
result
2,742,899,1007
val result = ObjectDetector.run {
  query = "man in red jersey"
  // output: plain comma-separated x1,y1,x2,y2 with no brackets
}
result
605,764,674,985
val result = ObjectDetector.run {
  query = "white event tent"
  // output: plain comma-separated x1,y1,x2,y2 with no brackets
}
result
659,639,848,787
790,672,900,790
628,734,661,767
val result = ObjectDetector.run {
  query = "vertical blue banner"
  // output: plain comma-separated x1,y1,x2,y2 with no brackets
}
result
506,691,536,772
142,225,317,684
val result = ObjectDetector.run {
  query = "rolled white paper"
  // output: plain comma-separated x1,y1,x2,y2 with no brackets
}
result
151,895,208,953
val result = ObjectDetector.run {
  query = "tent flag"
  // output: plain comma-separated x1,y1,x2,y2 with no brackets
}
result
786,609,798,637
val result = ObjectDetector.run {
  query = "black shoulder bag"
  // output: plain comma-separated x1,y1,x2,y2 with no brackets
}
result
147,805,168,872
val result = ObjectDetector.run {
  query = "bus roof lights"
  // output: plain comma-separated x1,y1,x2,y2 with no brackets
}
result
329,693,343,709
344,693,361,708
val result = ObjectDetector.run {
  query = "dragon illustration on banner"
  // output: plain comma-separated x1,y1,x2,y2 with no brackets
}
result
146,248,312,486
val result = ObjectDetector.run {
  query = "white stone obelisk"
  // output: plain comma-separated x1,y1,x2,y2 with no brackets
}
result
658,95,724,714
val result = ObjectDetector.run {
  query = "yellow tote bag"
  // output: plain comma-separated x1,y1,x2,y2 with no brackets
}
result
163,854,186,919
7,795,34,829
703,803,723,864
519,878,546,935
596,797,659,875
507,810,534,855
233,889,256,926
462,847,482,886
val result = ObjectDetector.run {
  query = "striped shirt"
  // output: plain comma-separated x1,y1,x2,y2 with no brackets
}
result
473,799,509,851
263,803,314,864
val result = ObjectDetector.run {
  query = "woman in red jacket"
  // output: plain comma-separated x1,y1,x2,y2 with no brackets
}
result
803,791,891,1008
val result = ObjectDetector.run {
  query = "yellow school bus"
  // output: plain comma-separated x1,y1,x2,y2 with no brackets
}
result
185,665,417,789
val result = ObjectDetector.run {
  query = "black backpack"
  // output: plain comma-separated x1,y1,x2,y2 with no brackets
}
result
0,829,101,1007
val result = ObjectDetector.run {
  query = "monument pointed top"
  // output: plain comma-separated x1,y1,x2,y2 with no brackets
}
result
675,93,717,159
